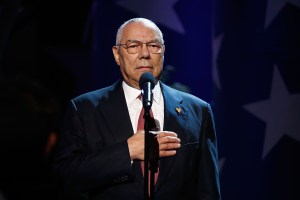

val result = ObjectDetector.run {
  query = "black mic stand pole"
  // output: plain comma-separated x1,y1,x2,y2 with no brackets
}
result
144,108,159,200
149,144,159,200
144,108,150,200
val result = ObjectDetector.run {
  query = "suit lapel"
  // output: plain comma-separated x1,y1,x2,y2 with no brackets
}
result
97,81,134,144
96,81,144,188
155,83,189,192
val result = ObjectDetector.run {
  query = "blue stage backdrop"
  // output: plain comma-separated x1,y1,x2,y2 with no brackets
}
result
48,0,300,199
87,0,212,101
213,0,300,200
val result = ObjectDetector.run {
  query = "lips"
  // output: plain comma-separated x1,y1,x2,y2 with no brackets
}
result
136,66,153,69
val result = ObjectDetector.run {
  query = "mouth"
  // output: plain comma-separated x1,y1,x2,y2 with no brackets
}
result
136,66,153,70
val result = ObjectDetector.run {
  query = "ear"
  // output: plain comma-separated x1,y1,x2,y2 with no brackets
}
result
112,46,120,65
162,45,166,53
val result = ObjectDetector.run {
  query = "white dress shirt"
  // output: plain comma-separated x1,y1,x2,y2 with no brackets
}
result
122,81,164,133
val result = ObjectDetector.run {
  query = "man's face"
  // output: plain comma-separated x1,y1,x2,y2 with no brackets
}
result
112,22,165,89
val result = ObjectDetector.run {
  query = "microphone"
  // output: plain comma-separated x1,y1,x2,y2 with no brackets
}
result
139,72,155,111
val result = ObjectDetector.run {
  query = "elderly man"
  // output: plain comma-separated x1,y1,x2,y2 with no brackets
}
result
53,18,221,200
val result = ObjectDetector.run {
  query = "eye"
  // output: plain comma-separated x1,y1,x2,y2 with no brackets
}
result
148,43,161,48
127,42,140,48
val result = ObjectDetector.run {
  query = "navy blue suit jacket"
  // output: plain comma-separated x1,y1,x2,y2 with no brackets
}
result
53,80,221,200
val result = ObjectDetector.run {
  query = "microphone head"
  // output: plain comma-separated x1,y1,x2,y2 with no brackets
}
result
139,72,155,89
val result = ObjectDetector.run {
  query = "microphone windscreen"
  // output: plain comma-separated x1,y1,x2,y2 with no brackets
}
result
139,72,155,89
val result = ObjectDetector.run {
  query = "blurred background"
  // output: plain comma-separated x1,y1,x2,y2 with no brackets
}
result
0,0,299,200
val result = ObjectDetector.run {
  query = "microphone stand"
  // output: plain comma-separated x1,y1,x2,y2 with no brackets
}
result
144,108,159,200
144,108,150,200
149,143,159,200
139,74,158,200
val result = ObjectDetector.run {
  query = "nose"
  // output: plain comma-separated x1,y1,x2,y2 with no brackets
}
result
138,43,150,59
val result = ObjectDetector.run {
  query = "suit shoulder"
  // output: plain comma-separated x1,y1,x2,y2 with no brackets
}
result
161,83,209,108
181,90,208,107
71,82,119,107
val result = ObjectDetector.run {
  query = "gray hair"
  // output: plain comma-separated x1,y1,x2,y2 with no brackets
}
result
115,18,164,45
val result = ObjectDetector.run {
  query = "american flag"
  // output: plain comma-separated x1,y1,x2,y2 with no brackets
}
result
43,0,300,199
213,0,300,199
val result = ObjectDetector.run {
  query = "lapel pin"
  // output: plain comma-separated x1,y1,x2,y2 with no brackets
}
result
176,107,181,115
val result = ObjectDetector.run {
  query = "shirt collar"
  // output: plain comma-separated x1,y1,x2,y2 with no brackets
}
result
122,81,163,105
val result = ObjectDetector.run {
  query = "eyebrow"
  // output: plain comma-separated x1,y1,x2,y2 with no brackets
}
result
126,39,161,43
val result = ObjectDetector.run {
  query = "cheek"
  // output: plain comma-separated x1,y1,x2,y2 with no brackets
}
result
117,52,135,79
120,57,137,75
154,56,164,69
121,54,135,66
